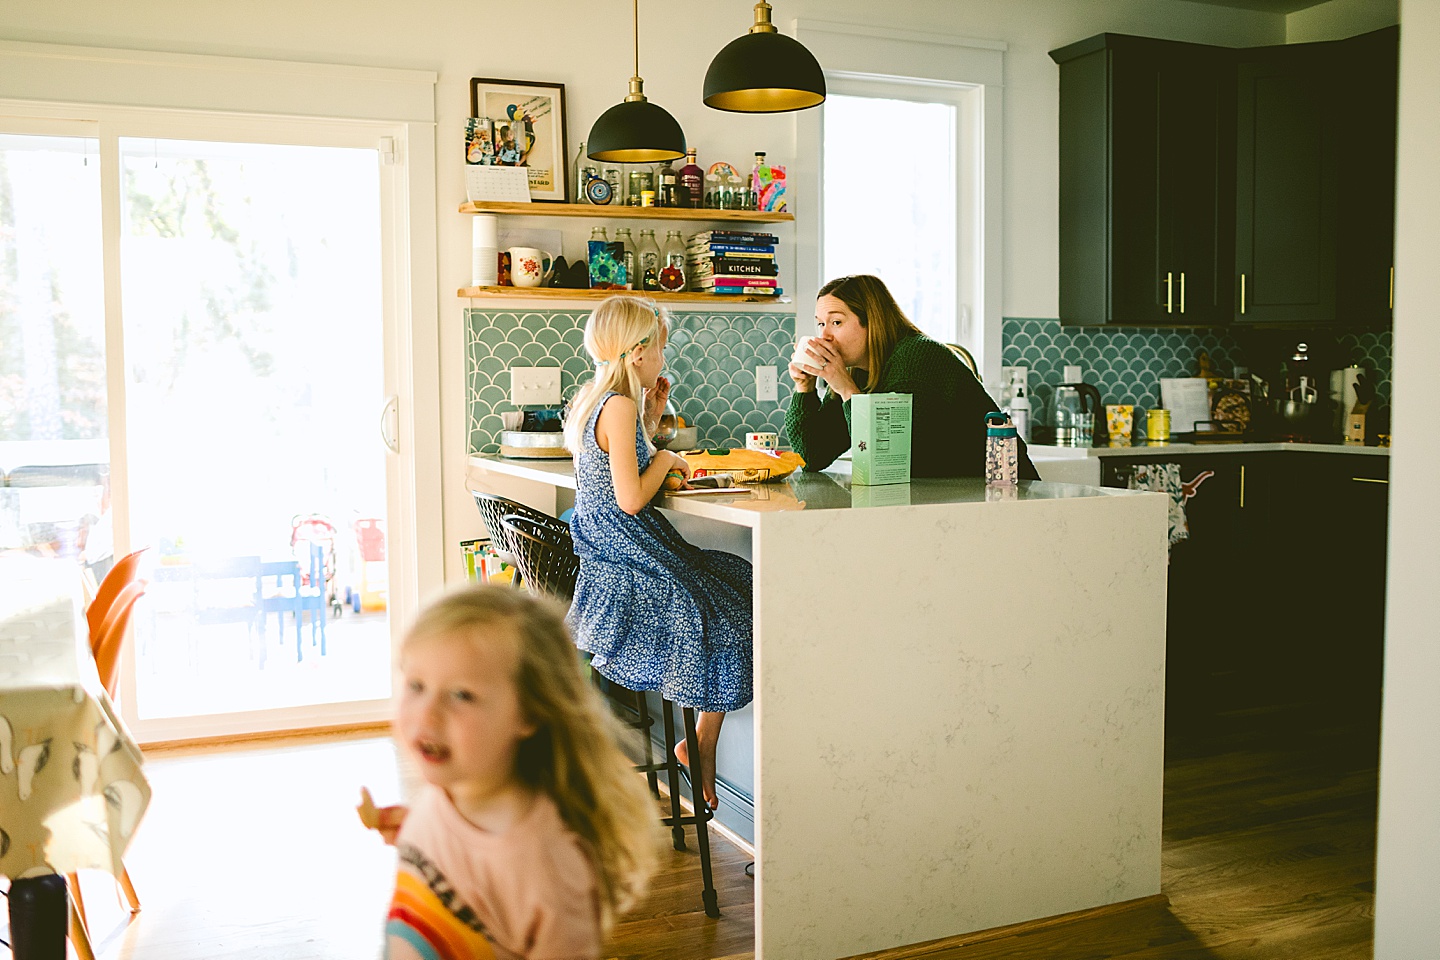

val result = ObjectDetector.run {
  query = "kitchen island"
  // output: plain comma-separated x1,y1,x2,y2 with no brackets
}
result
469,455,1169,959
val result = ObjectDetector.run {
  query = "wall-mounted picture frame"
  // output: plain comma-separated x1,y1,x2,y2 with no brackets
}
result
470,77,569,203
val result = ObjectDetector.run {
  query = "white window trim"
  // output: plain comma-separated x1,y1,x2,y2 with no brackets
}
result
793,20,1005,382
0,42,441,740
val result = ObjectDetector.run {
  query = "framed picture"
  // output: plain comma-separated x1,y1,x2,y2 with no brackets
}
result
470,77,569,203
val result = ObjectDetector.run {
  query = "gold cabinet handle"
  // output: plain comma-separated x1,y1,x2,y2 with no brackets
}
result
1180,272,1186,314
1352,477,1388,485
1240,273,1247,315
1240,464,1245,508
1165,272,1173,314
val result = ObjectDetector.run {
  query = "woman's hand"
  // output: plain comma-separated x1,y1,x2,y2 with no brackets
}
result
797,339,860,401
643,375,671,438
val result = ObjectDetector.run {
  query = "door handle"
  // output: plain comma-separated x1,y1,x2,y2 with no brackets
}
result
1180,272,1186,314
380,395,399,453
1240,274,1247,315
1165,272,1173,314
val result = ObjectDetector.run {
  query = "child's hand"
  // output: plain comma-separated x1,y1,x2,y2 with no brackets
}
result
358,787,407,846
643,376,671,436
665,450,692,481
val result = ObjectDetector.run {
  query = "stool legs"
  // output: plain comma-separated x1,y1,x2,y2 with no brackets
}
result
680,704,720,920
661,702,688,852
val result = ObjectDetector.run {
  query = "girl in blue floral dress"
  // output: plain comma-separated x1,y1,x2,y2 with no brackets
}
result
563,296,753,810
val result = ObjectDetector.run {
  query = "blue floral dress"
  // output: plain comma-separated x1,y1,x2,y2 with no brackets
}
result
567,393,753,713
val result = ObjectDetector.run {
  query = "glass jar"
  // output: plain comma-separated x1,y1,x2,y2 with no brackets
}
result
637,229,662,291
627,169,653,206
612,227,637,290
658,230,687,292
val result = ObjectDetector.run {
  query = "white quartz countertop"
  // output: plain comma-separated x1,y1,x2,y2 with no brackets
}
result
468,454,1143,529
1028,440,1391,459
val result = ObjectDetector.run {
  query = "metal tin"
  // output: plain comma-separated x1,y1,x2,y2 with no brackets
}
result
1147,408,1171,442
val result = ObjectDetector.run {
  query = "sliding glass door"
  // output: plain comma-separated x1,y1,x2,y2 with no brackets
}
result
2,114,412,741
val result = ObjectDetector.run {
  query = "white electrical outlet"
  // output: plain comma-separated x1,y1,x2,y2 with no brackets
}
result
510,366,561,406
755,365,778,402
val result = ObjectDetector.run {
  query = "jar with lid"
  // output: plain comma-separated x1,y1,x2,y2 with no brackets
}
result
627,168,654,206
612,227,638,290
637,229,662,291
658,230,687,292
657,161,678,207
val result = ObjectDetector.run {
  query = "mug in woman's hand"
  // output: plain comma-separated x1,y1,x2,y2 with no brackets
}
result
792,337,823,374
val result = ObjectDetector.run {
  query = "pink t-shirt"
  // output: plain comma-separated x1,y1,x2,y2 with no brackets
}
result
384,785,600,960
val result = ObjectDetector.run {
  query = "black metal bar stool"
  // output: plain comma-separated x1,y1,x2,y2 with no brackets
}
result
469,490,554,587
498,513,721,919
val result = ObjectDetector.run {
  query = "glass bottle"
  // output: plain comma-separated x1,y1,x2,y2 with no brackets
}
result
612,227,638,290
627,168,653,206
658,230,687,292
637,229,662,292
748,151,766,210
657,160,678,207
678,148,703,209
572,141,588,203
723,166,744,210
704,167,722,209
603,167,622,204
588,225,608,241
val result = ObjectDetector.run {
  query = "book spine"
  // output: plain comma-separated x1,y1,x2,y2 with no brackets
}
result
696,277,779,288
692,259,779,276
690,232,779,244
706,286,780,295
686,243,777,255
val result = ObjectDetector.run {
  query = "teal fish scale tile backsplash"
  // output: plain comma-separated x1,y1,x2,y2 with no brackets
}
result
1003,319,1393,437
466,309,795,455
468,311,1394,453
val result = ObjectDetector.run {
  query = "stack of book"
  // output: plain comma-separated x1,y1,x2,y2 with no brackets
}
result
687,231,780,296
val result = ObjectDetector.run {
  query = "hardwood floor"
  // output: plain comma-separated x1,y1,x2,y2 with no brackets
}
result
38,684,1377,960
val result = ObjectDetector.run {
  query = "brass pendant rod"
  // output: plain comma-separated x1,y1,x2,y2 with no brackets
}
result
632,0,640,81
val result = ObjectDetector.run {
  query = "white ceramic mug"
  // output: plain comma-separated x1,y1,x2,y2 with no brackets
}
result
791,337,823,374
508,246,553,287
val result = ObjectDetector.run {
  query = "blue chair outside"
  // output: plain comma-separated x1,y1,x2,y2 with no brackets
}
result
294,543,328,660
259,559,302,666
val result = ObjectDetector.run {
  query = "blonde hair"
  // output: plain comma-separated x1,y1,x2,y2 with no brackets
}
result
562,295,667,454
402,585,659,931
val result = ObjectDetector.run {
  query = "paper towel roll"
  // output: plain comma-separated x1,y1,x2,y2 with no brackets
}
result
472,214,499,247
473,245,498,286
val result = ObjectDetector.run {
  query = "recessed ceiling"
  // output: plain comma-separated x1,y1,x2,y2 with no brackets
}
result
1179,0,1330,13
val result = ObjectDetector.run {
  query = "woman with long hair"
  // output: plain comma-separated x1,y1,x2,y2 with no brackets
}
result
786,274,1039,478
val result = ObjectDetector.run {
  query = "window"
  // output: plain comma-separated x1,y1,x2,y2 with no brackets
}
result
822,91,958,344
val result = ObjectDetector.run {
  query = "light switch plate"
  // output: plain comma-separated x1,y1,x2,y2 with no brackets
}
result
510,366,561,406
756,365,778,402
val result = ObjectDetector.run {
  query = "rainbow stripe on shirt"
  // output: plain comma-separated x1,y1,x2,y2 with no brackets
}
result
385,846,497,960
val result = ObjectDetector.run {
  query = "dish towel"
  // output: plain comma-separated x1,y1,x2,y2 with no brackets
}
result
1126,462,1214,548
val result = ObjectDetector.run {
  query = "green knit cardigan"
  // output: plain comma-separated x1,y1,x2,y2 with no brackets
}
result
783,333,1040,479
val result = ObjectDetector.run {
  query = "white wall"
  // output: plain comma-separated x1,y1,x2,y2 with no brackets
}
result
0,0,1282,576
1373,0,1440,952
1288,0,1399,42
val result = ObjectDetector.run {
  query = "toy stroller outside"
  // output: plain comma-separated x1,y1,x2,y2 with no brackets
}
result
290,513,346,618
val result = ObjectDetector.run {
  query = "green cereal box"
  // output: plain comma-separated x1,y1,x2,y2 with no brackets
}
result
851,392,912,485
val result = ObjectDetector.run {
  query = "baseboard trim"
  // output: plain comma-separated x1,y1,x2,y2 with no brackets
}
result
844,894,1171,959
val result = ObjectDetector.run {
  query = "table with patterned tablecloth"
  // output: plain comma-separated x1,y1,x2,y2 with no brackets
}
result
0,555,151,958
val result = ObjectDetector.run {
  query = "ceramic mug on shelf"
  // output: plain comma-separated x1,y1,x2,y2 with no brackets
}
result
507,246,553,288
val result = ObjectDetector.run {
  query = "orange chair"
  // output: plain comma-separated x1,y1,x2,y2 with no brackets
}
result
70,577,147,933
86,547,149,640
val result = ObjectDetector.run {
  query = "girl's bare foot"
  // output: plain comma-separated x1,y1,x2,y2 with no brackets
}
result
673,711,725,811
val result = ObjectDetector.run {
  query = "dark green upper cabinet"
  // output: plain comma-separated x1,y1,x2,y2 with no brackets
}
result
1051,35,1233,326
1234,42,1338,325
1235,27,1397,327
1054,26,1397,330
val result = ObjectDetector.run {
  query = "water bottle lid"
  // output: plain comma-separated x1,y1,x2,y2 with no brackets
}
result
985,411,1017,438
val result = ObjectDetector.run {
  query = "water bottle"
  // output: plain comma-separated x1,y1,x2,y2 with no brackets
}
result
985,412,1019,486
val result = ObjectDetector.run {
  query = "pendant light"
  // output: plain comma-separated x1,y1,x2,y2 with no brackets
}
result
703,1,826,113
587,0,686,163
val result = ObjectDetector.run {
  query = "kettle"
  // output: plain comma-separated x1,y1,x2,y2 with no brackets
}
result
1053,382,1108,447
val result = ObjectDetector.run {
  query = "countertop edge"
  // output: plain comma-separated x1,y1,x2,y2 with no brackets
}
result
1029,441,1391,459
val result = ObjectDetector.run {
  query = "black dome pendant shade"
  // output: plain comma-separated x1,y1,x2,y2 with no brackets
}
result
704,2,825,113
587,0,686,163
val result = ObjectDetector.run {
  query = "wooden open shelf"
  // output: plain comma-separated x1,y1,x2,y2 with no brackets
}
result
457,285,791,305
459,201,794,223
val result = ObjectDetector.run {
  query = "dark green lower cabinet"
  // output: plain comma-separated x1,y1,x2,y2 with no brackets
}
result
1101,452,1388,727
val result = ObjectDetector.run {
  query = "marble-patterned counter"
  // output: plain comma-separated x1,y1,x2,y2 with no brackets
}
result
467,455,1169,959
